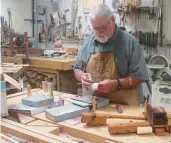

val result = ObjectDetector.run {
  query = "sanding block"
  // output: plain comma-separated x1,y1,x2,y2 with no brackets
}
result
45,103,89,122
22,94,54,107
10,103,52,116
70,95,109,108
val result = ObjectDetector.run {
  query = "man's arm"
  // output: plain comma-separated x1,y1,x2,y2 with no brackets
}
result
119,42,149,89
74,69,84,82
73,36,94,83
118,77,143,89
74,55,93,86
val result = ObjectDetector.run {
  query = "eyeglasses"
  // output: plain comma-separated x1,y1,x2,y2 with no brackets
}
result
91,19,112,32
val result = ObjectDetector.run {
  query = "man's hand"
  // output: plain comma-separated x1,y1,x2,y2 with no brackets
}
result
97,79,118,93
81,73,93,90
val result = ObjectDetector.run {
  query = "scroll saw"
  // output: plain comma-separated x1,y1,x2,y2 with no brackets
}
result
147,55,171,112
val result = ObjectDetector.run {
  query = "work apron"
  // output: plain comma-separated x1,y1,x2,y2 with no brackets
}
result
86,52,139,106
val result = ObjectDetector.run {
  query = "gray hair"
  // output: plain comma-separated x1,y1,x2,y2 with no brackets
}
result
89,4,113,20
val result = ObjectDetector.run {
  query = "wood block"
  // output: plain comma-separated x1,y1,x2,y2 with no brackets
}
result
155,132,165,136
166,123,170,132
82,112,146,126
110,114,146,120
154,128,165,133
147,104,166,127
166,114,171,126
1,118,75,143
6,57,23,64
154,128,165,136
26,120,60,134
108,121,150,134
81,112,107,125
137,126,153,135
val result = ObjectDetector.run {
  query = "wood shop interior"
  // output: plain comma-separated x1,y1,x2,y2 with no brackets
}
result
1,0,171,143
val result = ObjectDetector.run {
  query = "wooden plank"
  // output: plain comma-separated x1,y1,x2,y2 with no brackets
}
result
30,58,63,70
1,118,77,143
26,120,60,134
2,73,21,90
0,133,20,143
108,121,150,134
30,57,76,70
28,67,57,74
6,57,23,64
7,112,36,124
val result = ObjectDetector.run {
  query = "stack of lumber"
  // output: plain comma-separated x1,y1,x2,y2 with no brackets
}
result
24,70,57,90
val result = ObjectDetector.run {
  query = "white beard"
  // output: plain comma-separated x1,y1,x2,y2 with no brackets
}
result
96,35,108,43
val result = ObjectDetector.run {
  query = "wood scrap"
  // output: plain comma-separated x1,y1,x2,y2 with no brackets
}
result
81,112,146,126
137,126,153,135
1,118,76,143
108,121,150,134
154,128,165,136
1,73,21,90
0,133,20,143
147,104,167,127
166,114,171,126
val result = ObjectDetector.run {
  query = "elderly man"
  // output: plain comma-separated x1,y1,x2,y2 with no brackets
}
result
73,4,149,107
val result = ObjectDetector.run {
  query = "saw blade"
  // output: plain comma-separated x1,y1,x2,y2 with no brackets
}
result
149,55,169,67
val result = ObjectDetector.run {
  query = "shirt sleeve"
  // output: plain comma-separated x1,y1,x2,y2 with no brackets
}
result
127,43,149,81
73,47,84,72
73,36,94,72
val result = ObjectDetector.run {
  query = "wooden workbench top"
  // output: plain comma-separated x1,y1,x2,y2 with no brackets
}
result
5,89,171,143
6,56,76,70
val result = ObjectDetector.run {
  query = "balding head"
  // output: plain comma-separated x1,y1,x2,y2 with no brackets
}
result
89,4,115,43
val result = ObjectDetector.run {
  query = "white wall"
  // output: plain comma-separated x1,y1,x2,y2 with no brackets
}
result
35,0,58,36
1,0,32,37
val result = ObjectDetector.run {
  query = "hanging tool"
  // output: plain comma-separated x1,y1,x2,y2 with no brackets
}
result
7,8,12,28
159,0,163,47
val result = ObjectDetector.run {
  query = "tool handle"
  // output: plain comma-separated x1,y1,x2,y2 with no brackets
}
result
110,114,146,120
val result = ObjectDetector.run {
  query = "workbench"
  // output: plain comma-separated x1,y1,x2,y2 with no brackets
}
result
1,89,171,143
5,55,77,94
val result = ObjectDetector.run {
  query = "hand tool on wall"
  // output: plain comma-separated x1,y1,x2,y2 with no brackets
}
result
159,0,163,47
